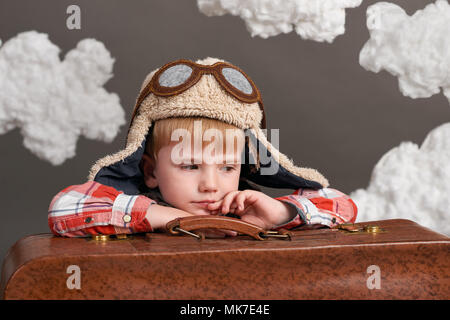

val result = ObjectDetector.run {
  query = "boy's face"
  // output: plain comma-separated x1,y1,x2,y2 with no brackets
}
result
141,140,243,215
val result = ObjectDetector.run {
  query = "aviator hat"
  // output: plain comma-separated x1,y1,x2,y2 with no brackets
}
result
88,57,329,194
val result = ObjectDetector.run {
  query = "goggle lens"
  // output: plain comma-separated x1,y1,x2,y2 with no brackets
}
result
159,64,193,87
157,63,253,96
221,67,253,95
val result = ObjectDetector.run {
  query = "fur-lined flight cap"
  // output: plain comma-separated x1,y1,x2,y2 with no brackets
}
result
88,57,329,194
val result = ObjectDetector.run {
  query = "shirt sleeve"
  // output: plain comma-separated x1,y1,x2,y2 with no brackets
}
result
48,181,156,237
273,187,358,230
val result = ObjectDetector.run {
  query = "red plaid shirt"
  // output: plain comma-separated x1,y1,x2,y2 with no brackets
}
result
48,181,357,237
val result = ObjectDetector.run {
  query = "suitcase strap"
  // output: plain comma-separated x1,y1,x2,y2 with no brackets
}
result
166,216,291,241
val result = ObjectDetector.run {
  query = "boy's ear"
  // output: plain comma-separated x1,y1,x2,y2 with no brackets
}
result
141,153,158,189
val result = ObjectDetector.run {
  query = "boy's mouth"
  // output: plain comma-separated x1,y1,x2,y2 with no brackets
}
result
192,200,215,208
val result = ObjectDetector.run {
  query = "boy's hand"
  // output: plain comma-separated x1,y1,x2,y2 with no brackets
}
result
207,190,297,230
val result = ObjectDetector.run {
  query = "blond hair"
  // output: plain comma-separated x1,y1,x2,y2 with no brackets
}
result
146,117,245,161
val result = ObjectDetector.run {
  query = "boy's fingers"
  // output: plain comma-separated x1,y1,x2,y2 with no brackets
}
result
231,191,248,215
207,201,222,209
236,191,247,212
208,201,224,214
228,202,238,213
200,229,226,239
199,228,237,238
220,229,238,237
221,191,240,214
227,230,238,237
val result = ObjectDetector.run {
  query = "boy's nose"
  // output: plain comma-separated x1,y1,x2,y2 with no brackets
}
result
198,170,218,193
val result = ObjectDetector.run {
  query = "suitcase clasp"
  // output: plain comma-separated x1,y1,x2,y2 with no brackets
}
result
259,230,292,240
335,224,385,234
172,227,204,240
90,234,130,241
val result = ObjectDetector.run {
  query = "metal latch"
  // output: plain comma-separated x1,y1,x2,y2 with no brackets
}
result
334,223,386,234
173,227,292,241
90,234,130,242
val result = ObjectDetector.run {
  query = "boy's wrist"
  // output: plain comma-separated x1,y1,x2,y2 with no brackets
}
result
274,200,298,227
146,203,193,231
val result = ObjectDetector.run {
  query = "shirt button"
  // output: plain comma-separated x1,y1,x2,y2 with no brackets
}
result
123,215,132,223
85,217,92,223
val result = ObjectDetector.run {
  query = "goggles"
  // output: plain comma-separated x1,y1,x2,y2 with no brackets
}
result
132,59,266,128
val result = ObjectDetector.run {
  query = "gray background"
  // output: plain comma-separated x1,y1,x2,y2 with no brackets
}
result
0,0,448,271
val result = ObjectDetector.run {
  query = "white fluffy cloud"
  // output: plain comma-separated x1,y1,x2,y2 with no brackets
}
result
351,123,450,236
0,31,125,165
359,0,450,104
197,0,362,43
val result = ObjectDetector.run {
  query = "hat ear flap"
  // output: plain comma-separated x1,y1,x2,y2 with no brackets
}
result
88,118,155,194
93,139,147,195
240,128,329,190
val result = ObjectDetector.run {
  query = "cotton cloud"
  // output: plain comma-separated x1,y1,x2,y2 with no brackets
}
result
351,123,450,236
359,0,450,104
197,0,362,43
0,31,125,165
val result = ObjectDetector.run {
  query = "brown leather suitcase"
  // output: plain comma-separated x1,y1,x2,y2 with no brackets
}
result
1,218,449,300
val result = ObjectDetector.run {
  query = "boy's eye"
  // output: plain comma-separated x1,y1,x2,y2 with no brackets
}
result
181,165,198,170
221,166,235,172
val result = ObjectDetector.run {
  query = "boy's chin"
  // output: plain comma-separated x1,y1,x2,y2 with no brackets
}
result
192,208,214,216
188,204,214,216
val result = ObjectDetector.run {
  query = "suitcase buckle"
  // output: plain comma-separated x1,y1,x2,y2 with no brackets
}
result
173,227,204,240
259,230,292,240
172,227,292,241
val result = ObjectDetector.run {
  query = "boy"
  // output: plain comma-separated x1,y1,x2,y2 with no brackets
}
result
48,58,357,237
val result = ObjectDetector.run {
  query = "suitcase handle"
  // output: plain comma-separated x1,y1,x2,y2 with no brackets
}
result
166,215,291,241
